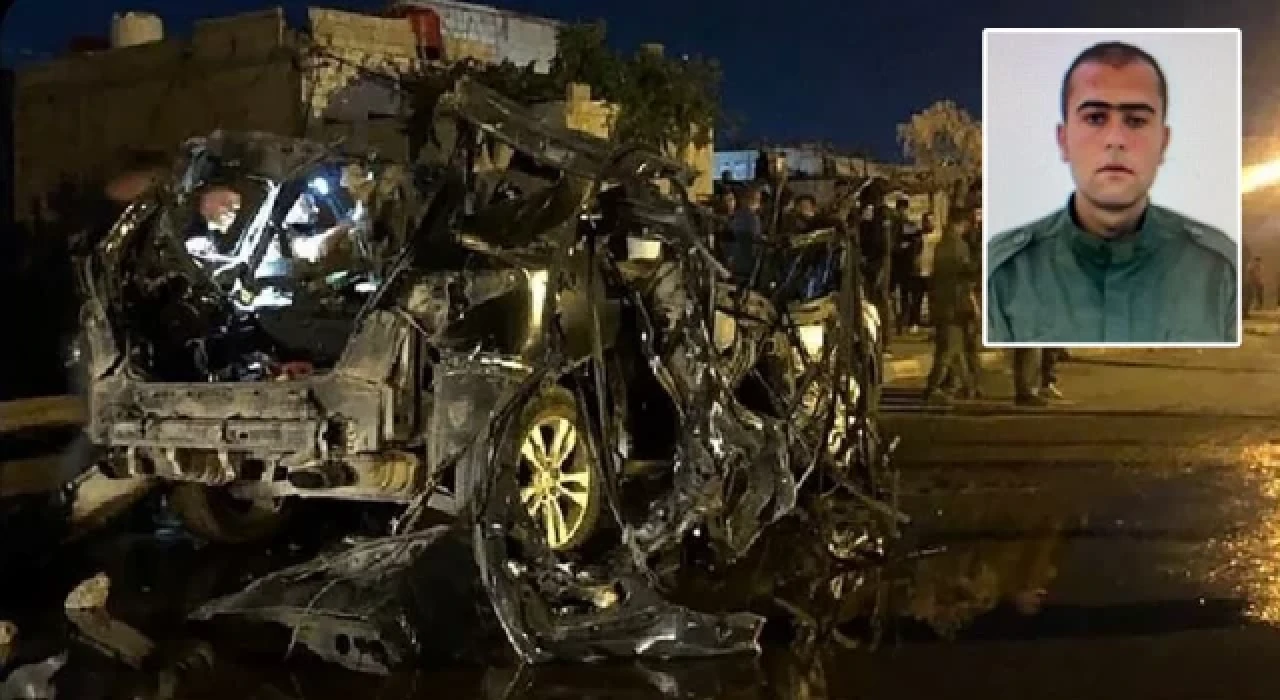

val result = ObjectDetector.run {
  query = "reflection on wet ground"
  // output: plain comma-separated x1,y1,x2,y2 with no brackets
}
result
12,411,1280,697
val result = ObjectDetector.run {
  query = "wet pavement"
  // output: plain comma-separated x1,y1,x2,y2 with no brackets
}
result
8,337,1280,697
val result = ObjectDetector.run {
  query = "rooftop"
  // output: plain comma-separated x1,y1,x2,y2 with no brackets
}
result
395,0,563,29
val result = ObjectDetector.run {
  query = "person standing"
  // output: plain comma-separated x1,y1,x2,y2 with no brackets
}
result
922,212,980,404
889,197,921,335
711,188,737,257
860,202,895,354
911,212,940,330
792,194,818,225
1013,347,1065,406
965,205,984,263
959,208,985,397
1246,256,1265,317
729,184,765,283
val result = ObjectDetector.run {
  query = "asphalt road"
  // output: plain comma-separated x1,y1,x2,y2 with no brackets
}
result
6,336,1280,698
858,333,1280,699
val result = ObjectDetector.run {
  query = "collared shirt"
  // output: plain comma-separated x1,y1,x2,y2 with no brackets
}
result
986,194,1237,344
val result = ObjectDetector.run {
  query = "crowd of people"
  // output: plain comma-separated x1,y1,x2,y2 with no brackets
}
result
708,168,1065,408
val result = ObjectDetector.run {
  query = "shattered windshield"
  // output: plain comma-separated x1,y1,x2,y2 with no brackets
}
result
174,136,392,311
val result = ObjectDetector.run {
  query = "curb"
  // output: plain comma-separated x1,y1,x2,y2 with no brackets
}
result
885,320,1278,382
0,395,84,434
886,350,1003,382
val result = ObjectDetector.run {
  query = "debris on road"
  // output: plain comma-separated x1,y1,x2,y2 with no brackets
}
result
191,526,491,674
0,652,67,700
64,573,155,669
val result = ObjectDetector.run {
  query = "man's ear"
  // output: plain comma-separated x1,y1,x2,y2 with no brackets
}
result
1159,124,1171,164
1056,123,1068,162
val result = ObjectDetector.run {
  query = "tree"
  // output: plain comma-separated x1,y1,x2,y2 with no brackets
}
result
896,100,982,206
548,21,622,101
549,23,723,153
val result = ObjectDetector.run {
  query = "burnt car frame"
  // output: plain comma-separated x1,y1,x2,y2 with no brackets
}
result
72,73,900,663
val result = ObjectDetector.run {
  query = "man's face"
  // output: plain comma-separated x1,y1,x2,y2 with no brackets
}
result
199,187,242,232
861,205,875,221
796,198,816,220
743,190,762,211
1057,59,1170,212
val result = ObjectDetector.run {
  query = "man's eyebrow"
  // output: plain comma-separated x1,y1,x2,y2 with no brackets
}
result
1075,99,1156,114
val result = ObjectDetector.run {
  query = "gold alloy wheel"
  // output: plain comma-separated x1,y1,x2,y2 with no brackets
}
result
517,414,593,550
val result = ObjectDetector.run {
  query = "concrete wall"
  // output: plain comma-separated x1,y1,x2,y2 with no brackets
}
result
305,8,420,160
12,8,302,223
533,84,712,201
778,147,823,177
300,3,561,160
714,150,755,181
886,188,950,230
716,147,899,183
529,83,620,140
401,0,559,71
669,139,714,202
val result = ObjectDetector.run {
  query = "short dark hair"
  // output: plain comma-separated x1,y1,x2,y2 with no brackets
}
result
1061,41,1168,121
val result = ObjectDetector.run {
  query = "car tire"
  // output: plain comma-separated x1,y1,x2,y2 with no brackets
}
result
508,386,602,553
169,483,288,544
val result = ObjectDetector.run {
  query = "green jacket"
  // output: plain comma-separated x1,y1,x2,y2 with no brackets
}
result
986,197,1237,344
929,229,977,325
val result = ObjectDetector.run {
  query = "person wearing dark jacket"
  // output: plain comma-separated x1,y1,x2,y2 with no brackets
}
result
889,198,920,335
858,202,895,352
729,184,765,283
922,211,980,404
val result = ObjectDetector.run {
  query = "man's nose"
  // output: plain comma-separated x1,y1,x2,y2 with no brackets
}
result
1103,119,1130,150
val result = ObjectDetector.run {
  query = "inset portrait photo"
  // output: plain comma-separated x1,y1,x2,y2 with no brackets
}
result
983,29,1242,347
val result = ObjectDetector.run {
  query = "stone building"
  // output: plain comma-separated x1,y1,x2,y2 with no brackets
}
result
398,0,560,72
10,3,561,226
14,9,302,224
715,144,952,227
714,145,900,182
10,2,724,224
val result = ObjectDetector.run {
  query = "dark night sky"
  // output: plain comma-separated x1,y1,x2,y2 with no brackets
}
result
3,0,1279,159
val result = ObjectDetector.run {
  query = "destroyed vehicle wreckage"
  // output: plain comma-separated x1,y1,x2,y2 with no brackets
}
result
71,74,903,666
